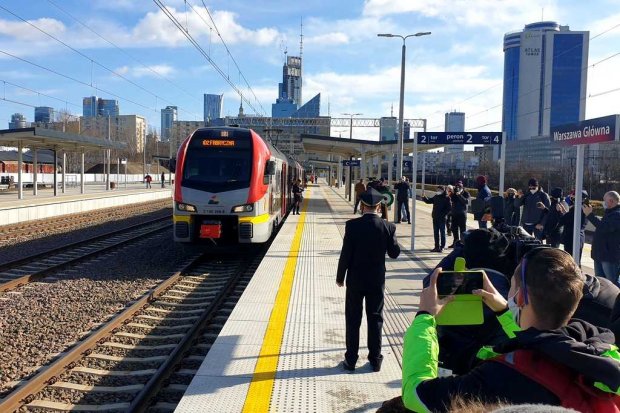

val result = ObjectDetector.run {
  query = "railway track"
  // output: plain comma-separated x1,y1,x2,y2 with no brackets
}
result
0,199,171,246
0,216,172,293
0,248,266,412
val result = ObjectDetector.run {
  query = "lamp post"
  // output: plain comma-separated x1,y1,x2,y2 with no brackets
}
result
378,31,430,224
342,112,362,201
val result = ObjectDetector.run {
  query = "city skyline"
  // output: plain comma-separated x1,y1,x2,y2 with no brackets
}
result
0,1,618,141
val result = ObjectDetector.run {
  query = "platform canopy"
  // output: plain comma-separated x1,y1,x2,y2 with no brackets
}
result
0,127,125,151
300,133,442,158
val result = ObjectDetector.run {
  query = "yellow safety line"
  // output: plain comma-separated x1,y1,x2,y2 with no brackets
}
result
242,190,310,412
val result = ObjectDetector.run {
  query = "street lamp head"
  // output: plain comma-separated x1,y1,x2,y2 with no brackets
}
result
377,33,394,37
415,31,432,37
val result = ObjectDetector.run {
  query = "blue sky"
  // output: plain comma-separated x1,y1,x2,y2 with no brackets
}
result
0,0,619,140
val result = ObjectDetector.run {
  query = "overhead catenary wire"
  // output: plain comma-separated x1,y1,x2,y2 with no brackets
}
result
0,49,156,113
153,0,265,116
197,0,267,115
44,0,202,118
0,4,201,120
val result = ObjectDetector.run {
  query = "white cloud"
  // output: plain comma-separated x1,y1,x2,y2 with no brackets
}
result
115,64,176,78
305,32,349,45
586,53,620,119
0,17,66,42
301,15,399,46
363,0,560,31
301,61,503,136
587,13,620,37
131,7,282,48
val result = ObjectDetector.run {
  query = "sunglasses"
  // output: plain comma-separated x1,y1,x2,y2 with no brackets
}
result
520,247,574,305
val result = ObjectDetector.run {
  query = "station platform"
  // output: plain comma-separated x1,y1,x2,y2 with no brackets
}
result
0,183,171,226
175,182,440,412
174,178,605,412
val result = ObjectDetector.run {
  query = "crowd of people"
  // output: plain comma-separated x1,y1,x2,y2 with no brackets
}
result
338,177,620,412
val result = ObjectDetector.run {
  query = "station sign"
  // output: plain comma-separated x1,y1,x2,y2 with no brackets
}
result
551,115,620,146
341,159,360,167
415,132,503,145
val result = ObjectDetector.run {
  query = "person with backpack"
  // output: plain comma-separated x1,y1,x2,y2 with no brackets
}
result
399,248,620,413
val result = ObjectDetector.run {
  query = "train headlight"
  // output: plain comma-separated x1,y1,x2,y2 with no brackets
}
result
177,202,197,212
232,204,254,213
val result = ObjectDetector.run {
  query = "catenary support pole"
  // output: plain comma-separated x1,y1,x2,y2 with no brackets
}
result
572,144,585,261
17,140,23,200
499,132,506,195
33,147,38,196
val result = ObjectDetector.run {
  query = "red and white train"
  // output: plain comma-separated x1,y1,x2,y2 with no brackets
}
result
173,127,304,244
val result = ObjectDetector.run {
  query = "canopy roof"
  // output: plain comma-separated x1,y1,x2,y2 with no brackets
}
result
0,127,125,151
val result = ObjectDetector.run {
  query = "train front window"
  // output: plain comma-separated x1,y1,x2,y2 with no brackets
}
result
182,149,251,192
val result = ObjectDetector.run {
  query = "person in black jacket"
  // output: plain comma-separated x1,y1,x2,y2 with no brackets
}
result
292,179,303,214
394,176,411,224
400,248,620,412
336,188,400,372
423,186,452,252
503,188,521,226
584,190,620,286
557,190,588,265
448,181,470,247
538,187,564,248
515,178,550,239
475,175,492,228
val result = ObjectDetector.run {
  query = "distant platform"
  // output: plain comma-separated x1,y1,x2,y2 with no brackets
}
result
0,182,171,226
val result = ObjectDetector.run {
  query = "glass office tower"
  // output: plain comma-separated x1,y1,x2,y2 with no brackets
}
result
502,22,588,141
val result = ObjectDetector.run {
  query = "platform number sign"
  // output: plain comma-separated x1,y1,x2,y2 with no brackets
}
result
416,132,503,145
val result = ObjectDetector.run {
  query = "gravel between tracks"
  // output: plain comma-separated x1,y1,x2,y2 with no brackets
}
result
0,229,203,398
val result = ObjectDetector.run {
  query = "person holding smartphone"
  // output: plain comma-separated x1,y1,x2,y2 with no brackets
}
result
557,190,588,265
397,248,620,412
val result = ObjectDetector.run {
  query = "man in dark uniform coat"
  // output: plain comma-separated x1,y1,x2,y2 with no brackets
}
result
336,188,401,372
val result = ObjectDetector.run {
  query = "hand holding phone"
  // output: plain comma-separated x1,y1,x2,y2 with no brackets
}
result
472,272,508,313
433,269,485,326
436,271,484,297
419,268,453,316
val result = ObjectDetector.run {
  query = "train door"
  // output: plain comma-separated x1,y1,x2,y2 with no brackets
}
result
281,164,287,216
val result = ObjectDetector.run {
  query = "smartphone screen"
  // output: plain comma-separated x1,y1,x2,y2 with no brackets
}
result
437,271,484,296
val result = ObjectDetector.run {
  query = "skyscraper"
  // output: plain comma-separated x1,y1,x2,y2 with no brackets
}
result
282,55,302,108
272,55,302,117
161,106,177,142
34,106,54,123
379,117,397,141
99,99,119,117
9,113,27,129
502,22,588,141
204,94,223,123
82,96,119,117
444,111,465,153
83,96,98,117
